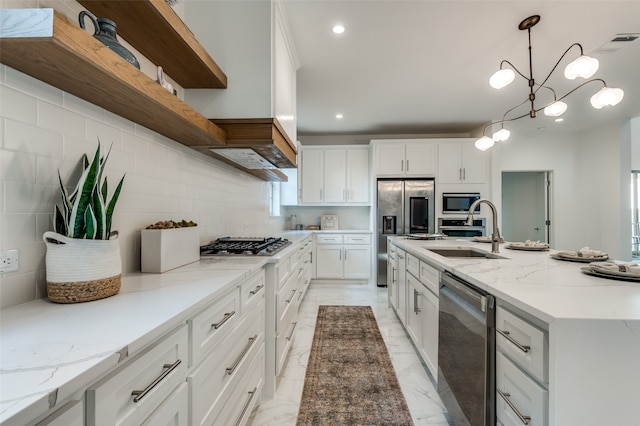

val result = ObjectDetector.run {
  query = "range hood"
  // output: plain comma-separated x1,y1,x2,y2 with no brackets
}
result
195,118,297,182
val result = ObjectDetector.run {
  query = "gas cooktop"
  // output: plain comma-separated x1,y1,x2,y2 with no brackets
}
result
200,236,291,256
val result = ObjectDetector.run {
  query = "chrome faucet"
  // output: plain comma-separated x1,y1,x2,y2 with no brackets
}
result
467,198,502,253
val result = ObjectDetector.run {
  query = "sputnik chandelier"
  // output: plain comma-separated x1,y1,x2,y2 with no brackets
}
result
475,15,624,151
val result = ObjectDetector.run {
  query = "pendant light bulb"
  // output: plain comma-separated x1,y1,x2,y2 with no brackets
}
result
492,128,511,142
475,136,495,151
590,87,624,109
564,55,599,80
543,101,568,117
489,69,515,89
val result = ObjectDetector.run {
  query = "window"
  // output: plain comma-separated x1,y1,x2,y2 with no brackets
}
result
270,182,281,217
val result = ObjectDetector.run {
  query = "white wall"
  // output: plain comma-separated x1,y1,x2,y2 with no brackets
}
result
0,2,284,309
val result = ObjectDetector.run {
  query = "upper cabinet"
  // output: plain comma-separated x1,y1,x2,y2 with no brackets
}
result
437,139,489,184
299,146,371,205
372,140,438,176
185,1,299,145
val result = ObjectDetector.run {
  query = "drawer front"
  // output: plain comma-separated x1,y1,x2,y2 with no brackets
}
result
276,304,299,377
277,272,298,330
240,270,265,314
189,287,239,367
496,352,548,426
406,253,420,277
344,234,371,244
141,382,188,426
419,261,439,295
496,307,548,383
188,303,265,426
213,343,265,426
87,325,188,426
276,254,293,290
316,234,343,244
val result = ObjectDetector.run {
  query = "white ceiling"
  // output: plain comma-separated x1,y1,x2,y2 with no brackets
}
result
281,0,640,138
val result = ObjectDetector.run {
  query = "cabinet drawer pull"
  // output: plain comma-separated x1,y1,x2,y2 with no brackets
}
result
286,288,297,303
226,334,258,375
497,328,531,353
350,238,364,241
406,160,410,172
212,311,236,330
249,284,264,295
497,388,531,425
413,289,421,314
131,359,181,403
234,386,258,426
286,321,298,341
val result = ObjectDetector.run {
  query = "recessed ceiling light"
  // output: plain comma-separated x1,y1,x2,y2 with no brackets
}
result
332,24,345,34
555,118,564,122
335,114,344,119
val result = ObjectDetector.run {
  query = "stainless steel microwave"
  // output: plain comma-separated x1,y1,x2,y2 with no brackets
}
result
442,193,481,214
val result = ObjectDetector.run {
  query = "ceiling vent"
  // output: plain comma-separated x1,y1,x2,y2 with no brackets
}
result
595,33,640,53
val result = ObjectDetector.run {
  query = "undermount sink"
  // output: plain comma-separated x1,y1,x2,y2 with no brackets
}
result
425,247,508,260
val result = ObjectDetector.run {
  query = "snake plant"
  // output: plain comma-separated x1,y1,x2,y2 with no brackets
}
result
54,143,125,240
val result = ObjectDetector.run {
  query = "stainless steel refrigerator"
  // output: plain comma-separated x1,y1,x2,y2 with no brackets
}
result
376,179,435,286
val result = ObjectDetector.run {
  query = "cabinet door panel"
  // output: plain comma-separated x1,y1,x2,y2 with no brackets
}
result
323,149,347,202
300,149,323,202
461,143,488,183
437,142,462,183
346,148,370,203
405,143,437,175
420,286,439,379
406,274,421,346
343,245,370,279
375,144,405,175
315,246,343,278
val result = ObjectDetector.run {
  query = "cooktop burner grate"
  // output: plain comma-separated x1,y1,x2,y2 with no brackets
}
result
200,236,291,256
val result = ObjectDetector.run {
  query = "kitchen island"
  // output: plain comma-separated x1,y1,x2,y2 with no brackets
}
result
389,235,640,426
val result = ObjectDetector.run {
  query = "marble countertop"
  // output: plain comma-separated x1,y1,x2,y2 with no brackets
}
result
0,256,268,425
389,236,640,323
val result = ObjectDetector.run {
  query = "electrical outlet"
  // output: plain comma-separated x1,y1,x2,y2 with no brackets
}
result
0,249,19,273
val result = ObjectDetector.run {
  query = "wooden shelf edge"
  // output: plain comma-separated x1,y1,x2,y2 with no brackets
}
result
77,0,227,89
0,9,226,148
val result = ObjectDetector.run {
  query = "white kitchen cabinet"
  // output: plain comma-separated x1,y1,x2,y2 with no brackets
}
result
396,248,407,325
314,233,371,280
86,326,189,426
372,139,437,176
141,383,188,426
387,242,398,310
437,139,489,184
300,148,324,203
279,168,298,206
496,306,549,426
405,259,439,379
299,146,370,204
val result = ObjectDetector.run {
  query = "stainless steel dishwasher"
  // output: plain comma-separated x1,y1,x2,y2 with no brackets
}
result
438,271,495,426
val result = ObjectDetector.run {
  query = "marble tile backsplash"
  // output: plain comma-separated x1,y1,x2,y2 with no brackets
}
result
0,66,285,308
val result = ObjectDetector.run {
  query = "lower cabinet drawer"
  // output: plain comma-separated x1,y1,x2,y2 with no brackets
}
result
213,343,265,426
188,303,265,426
189,286,239,367
240,270,265,314
141,382,188,426
37,400,83,426
276,304,298,377
86,325,188,426
276,273,298,330
496,352,548,426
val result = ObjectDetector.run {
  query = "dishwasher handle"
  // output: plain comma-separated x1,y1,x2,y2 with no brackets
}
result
440,270,489,313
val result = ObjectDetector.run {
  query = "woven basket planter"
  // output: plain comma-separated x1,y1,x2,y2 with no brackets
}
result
43,231,122,303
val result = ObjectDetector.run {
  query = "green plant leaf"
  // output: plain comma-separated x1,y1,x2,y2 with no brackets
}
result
105,174,125,236
85,204,97,239
54,205,68,235
91,187,107,239
69,145,101,238
57,171,72,230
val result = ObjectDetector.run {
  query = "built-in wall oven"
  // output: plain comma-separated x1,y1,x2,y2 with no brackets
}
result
438,218,486,238
439,271,495,425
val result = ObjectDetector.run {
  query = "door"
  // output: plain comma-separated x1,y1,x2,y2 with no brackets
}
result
344,245,370,279
315,245,343,278
501,171,550,243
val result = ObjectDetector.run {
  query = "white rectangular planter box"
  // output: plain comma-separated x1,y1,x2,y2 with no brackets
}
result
141,227,200,273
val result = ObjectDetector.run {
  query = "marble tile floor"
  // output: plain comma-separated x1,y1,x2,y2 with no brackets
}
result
248,283,451,425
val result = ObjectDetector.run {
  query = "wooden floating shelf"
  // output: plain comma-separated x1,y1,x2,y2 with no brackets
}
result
77,0,227,89
0,9,227,149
